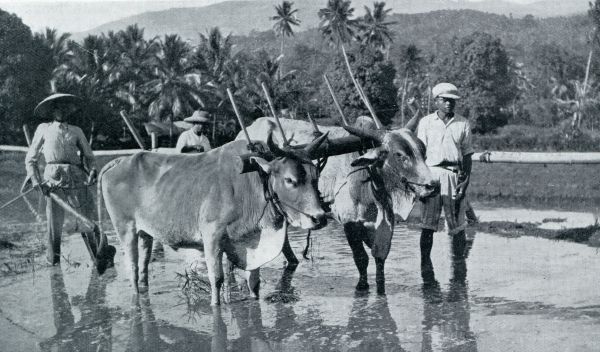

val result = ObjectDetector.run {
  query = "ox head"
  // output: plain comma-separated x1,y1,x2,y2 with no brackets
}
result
250,132,329,230
344,119,439,203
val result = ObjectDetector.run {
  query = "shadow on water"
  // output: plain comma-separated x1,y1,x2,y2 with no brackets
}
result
39,267,114,351
2,218,600,351
420,230,478,352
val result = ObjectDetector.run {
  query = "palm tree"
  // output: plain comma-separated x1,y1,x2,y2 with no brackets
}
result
397,44,423,124
359,2,396,51
112,25,159,117
145,34,205,145
271,1,301,76
194,27,233,83
319,0,382,127
318,0,360,50
34,28,72,92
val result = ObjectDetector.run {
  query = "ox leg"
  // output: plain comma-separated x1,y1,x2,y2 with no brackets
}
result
138,231,153,289
245,269,260,299
375,258,386,295
344,222,369,291
121,226,140,293
205,244,225,306
281,234,299,267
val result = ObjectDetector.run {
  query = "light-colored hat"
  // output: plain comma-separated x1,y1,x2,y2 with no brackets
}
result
432,83,461,100
34,93,80,117
184,110,210,124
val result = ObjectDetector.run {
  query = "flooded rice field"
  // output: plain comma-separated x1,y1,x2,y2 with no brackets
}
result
0,200,599,351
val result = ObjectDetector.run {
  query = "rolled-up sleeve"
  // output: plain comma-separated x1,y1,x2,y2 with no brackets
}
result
201,136,212,152
175,133,187,153
75,127,97,170
461,122,474,156
25,124,45,182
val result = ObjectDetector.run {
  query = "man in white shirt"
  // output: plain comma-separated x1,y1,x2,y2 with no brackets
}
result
176,110,212,153
416,83,474,263
25,93,115,267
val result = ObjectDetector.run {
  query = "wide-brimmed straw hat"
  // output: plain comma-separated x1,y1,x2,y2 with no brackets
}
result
432,83,461,100
184,110,211,124
34,93,80,117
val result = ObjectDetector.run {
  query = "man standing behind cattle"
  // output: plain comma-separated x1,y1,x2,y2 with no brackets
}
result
175,110,212,153
25,93,114,267
416,83,474,263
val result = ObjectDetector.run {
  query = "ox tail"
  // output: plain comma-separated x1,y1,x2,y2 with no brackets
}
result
96,157,124,239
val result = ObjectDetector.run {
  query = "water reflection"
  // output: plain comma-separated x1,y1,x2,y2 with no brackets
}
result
421,230,478,352
39,267,113,351
345,293,406,352
127,293,212,351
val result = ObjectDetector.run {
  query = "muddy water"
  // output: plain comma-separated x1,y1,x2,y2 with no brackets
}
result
1,213,600,351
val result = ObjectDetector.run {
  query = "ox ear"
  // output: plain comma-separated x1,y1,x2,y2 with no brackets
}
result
350,149,383,167
250,156,272,174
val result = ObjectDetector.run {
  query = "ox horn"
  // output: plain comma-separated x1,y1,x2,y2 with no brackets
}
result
304,131,330,158
343,125,384,144
266,132,288,158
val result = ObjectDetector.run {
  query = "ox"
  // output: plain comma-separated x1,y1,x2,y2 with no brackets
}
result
238,117,439,294
98,135,330,305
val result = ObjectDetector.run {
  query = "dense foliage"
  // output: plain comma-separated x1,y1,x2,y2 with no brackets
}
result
1,2,600,151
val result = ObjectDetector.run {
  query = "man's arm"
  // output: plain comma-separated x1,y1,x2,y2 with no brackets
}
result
25,125,45,185
456,122,474,200
201,135,212,152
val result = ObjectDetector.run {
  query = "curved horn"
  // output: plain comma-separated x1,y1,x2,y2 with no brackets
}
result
305,131,329,158
266,132,287,157
343,125,384,143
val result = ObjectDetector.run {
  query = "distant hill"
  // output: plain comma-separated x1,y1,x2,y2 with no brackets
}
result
74,0,588,41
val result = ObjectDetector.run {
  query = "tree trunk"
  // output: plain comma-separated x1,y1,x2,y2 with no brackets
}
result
400,74,408,126
341,44,383,128
577,48,593,128
279,37,285,81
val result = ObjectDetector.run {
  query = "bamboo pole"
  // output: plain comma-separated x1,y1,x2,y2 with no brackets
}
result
341,45,383,129
473,151,600,164
323,74,349,126
261,82,289,145
227,88,252,145
119,110,146,150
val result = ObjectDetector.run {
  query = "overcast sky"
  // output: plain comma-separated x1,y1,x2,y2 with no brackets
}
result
0,0,551,3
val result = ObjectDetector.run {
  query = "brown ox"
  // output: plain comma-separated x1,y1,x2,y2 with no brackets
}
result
98,136,329,305
238,117,439,294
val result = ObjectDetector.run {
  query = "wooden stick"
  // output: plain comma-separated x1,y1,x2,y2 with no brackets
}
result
306,112,320,134
119,110,146,150
22,125,32,146
323,74,349,126
261,82,288,145
151,132,158,150
0,188,36,211
341,46,383,129
227,88,252,145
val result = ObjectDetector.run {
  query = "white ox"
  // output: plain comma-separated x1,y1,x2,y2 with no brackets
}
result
238,117,439,294
98,136,330,305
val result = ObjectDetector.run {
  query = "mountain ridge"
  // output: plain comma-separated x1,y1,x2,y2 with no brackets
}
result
72,0,588,40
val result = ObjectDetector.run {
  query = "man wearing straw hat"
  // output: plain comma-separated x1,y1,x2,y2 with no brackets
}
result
416,83,474,264
25,93,115,267
176,110,212,153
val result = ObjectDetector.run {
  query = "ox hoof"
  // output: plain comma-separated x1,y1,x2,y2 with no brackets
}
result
376,286,386,296
355,280,369,291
